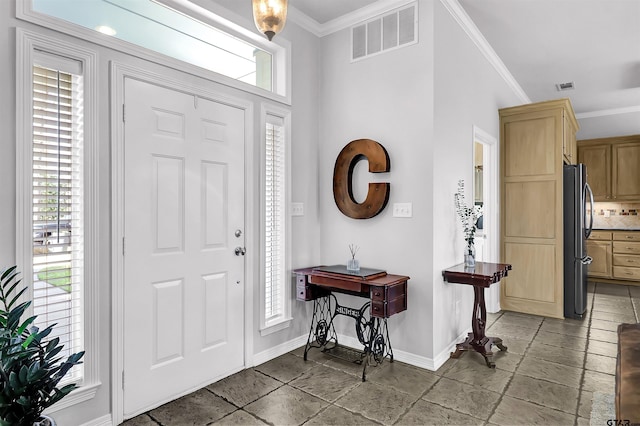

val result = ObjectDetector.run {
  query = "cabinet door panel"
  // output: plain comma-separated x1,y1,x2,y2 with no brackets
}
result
612,142,640,201
504,181,556,238
502,243,557,303
504,117,557,177
586,241,612,278
578,144,610,201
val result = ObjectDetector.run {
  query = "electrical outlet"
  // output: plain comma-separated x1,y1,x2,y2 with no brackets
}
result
291,202,304,216
392,202,412,218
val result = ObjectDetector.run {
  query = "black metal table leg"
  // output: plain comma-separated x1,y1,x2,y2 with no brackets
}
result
304,294,337,360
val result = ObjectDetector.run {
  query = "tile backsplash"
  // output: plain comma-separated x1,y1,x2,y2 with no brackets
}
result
590,202,640,229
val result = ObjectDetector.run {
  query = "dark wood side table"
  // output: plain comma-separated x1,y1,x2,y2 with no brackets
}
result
442,262,512,368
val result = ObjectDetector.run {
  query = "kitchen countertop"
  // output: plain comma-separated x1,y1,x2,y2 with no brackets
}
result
593,228,640,231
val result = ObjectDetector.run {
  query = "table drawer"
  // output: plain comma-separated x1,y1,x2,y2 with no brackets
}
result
370,281,406,302
296,274,329,301
613,242,640,255
371,295,407,318
613,232,640,242
613,254,640,268
590,230,612,241
613,266,640,281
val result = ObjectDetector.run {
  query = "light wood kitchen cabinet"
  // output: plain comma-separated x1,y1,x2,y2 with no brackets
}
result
586,231,612,278
578,144,610,201
499,98,578,319
612,142,640,201
578,135,640,202
587,231,640,285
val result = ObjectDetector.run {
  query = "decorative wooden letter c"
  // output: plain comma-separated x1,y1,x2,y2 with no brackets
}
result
333,139,390,219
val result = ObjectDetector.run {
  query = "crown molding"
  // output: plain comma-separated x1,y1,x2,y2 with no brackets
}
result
288,0,416,38
439,0,530,104
576,105,640,119
286,5,323,37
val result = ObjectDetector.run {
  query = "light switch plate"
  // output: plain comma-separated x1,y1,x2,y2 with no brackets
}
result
393,202,412,218
291,202,304,216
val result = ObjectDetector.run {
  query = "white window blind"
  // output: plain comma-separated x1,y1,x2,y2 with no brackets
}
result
264,114,285,324
31,62,84,382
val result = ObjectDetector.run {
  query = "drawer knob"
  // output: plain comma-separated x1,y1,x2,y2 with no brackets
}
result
374,291,381,297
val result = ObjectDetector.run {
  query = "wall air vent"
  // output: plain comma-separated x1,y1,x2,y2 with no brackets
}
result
556,81,575,91
351,3,418,62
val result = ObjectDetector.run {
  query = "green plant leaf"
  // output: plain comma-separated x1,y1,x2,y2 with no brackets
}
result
0,266,83,422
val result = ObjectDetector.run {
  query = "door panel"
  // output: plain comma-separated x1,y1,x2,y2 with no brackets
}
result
123,78,245,417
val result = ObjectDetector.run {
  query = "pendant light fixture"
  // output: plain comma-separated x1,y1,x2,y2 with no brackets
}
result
252,0,288,41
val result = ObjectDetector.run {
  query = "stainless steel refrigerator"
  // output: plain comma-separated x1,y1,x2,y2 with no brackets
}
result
563,164,594,319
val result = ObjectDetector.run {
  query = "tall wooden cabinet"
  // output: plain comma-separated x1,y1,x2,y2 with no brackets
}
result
578,135,640,201
499,99,579,319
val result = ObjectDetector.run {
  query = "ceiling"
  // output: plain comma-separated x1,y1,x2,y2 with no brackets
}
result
291,0,378,24
290,0,640,123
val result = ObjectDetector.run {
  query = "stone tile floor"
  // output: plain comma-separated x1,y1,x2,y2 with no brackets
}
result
124,282,639,425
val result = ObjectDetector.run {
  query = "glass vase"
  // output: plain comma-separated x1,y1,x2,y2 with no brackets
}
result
346,258,360,271
464,242,476,268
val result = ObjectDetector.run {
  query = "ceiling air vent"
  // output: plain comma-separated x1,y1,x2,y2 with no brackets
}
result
351,2,417,62
556,81,575,91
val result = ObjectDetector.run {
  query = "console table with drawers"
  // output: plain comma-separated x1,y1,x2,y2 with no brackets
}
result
293,265,409,381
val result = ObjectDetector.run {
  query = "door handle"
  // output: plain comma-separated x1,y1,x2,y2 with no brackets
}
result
235,247,246,256
581,256,592,265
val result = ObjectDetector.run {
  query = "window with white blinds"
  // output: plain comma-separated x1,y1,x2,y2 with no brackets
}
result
31,62,84,383
259,107,292,335
264,114,286,326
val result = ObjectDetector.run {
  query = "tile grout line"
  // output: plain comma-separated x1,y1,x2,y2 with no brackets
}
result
394,311,509,425
480,312,544,425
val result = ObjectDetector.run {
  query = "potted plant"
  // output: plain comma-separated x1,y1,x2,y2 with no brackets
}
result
0,266,84,426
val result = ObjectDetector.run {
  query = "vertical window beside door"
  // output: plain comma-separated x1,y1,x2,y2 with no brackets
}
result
31,63,84,382
17,30,99,407
261,109,291,334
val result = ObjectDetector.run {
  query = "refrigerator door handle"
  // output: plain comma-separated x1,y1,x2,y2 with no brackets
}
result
584,183,594,239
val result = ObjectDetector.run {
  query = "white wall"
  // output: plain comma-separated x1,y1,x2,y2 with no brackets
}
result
251,18,323,355
431,1,521,361
0,1,320,423
316,0,526,365
318,2,436,361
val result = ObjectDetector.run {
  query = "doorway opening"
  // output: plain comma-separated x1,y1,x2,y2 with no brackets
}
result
472,126,500,312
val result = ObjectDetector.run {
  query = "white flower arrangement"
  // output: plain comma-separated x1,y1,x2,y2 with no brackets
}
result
454,180,483,247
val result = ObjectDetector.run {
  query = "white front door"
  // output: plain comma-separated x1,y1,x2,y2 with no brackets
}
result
123,77,245,417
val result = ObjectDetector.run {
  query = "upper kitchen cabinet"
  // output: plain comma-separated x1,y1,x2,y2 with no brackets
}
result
578,143,610,200
578,135,640,202
499,98,578,319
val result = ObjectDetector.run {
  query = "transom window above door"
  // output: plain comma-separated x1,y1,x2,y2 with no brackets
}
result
23,0,288,99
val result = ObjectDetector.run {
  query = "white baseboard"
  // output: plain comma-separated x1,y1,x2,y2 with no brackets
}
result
251,327,472,373
432,328,472,370
252,334,308,366
334,333,442,371
80,414,112,426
